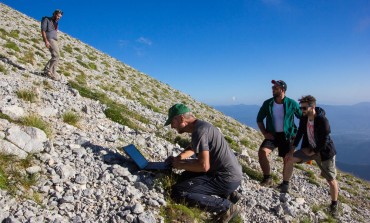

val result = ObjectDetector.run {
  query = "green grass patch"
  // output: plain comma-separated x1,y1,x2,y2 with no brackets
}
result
30,38,40,44
0,64,7,75
311,204,322,213
16,89,38,102
298,216,312,223
0,112,13,122
19,114,52,137
42,80,53,90
121,87,134,100
9,30,20,39
4,41,20,52
294,163,306,171
241,162,263,181
19,38,29,44
240,161,278,183
87,53,97,61
63,45,73,53
240,138,251,148
69,81,150,131
73,47,81,52
88,62,97,70
0,153,40,199
62,111,81,127
75,72,87,85
138,97,161,113
77,59,89,69
34,51,45,58
102,60,111,68
0,28,8,37
19,51,35,65
224,135,241,153
306,170,320,186
160,201,206,223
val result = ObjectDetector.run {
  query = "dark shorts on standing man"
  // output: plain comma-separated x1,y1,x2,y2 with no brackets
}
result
260,132,291,157
293,150,337,181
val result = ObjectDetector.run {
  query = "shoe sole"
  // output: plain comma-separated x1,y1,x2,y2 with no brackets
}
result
228,192,242,204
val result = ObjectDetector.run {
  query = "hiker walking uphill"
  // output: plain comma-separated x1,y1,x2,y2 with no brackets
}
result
282,95,339,217
41,9,63,80
164,104,243,223
257,80,302,186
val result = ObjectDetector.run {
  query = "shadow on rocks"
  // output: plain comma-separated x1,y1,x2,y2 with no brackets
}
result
80,141,139,171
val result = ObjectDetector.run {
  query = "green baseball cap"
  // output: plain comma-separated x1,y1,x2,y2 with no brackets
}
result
164,104,191,126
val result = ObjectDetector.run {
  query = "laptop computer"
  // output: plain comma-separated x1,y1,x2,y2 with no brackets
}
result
123,144,171,170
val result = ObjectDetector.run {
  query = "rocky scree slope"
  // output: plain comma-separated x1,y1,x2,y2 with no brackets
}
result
0,3,370,223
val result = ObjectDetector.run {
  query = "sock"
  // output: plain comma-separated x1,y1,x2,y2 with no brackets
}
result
331,200,338,206
283,180,290,185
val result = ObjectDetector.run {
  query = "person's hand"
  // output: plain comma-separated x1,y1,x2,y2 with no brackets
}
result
45,41,50,48
165,156,175,165
171,158,181,169
263,132,274,140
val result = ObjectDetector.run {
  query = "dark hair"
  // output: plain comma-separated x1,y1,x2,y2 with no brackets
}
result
298,95,316,107
53,9,63,16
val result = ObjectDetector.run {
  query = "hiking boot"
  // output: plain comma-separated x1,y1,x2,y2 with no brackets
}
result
45,70,58,80
277,183,289,193
329,203,339,218
227,191,242,204
260,177,273,187
216,204,240,223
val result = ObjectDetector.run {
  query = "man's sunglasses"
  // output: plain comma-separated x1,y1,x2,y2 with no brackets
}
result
300,106,310,111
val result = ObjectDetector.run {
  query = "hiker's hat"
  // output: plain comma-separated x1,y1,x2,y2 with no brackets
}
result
165,104,190,126
271,80,287,91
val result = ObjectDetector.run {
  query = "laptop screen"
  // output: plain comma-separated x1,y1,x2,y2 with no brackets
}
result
123,144,149,169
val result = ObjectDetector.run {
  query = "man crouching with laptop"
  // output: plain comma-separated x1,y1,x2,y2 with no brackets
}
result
164,103,243,223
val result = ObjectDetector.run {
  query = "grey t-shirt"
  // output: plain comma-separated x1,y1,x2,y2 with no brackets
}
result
191,120,243,182
41,17,58,40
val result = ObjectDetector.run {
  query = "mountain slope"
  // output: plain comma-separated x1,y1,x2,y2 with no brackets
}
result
1,3,369,223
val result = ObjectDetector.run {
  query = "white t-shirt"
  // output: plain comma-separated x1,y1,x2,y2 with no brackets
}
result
273,101,284,132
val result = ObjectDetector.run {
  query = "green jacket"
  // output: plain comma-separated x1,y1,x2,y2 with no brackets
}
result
256,97,302,139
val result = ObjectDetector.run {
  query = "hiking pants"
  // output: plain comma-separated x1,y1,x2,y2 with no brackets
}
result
44,38,60,75
170,171,240,213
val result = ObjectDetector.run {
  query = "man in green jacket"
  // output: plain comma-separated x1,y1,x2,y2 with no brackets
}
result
256,80,301,186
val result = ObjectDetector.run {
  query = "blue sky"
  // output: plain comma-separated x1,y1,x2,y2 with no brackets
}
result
2,0,370,105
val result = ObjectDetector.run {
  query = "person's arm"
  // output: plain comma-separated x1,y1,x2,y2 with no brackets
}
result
165,147,195,165
257,122,274,140
41,30,50,48
177,148,195,160
294,101,303,119
172,150,210,172
257,101,274,140
41,18,50,48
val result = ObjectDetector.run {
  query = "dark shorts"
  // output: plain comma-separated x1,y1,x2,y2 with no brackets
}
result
259,132,291,157
293,150,337,181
